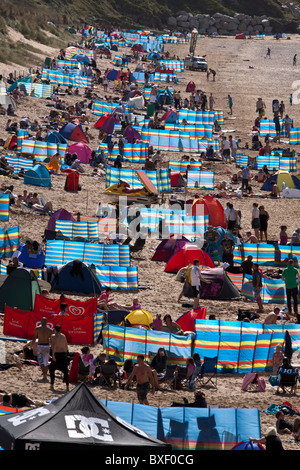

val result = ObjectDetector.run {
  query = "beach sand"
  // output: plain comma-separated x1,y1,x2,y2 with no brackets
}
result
1,33,300,450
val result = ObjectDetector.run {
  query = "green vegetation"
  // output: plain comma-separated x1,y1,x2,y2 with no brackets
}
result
1,0,300,30
0,0,300,67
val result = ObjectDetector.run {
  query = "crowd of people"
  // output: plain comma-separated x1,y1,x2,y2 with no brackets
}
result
1,28,300,451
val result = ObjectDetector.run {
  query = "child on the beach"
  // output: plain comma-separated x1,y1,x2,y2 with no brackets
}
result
272,344,284,375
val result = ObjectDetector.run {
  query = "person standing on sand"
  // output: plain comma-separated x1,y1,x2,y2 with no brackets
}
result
32,317,53,382
252,264,264,313
228,94,233,115
265,47,271,59
125,354,155,405
49,325,69,391
190,259,211,308
282,259,299,323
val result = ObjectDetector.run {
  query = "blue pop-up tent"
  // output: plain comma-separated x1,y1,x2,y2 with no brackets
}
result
24,164,52,187
72,53,90,64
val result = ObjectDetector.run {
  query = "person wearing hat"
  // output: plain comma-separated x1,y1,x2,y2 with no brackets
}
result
249,426,284,451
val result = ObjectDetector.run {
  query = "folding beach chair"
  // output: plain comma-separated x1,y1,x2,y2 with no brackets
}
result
162,364,178,388
98,363,118,389
171,366,188,390
199,356,218,388
277,368,299,395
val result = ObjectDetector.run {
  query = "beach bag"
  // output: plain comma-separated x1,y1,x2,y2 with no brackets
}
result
257,377,266,392
281,402,299,416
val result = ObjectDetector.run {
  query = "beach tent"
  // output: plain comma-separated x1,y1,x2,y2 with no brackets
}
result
164,245,214,273
176,307,206,332
0,94,17,111
72,53,90,64
50,260,102,295
24,164,52,187
128,95,145,110
4,134,18,150
160,109,178,124
212,227,238,253
124,309,153,329
7,74,36,93
183,267,241,300
151,235,190,262
170,171,184,188
188,196,226,228
123,125,141,143
131,44,145,52
260,170,300,191
94,113,113,129
98,114,119,134
156,89,173,106
231,440,265,450
105,69,120,81
0,383,169,450
0,268,41,312
68,142,91,164
12,242,45,269
64,170,80,192
148,52,161,60
235,33,245,39
59,123,89,144
48,209,75,232
45,131,68,145
186,81,196,92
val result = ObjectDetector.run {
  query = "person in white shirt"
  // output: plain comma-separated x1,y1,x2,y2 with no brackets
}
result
223,202,231,227
222,136,230,163
229,135,237,162
152,150,162,165
190,259,211,308
251,203,260,239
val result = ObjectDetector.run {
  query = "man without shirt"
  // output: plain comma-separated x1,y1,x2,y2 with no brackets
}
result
49,325,69,391
125,354,155,405
32,317,53,381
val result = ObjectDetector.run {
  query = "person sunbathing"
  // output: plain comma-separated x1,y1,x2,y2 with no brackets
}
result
97,288,128,311
31,200,53,214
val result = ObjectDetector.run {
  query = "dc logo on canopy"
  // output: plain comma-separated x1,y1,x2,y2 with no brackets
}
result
65,415,113,442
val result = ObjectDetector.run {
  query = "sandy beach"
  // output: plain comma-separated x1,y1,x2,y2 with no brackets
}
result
1,32,300,450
